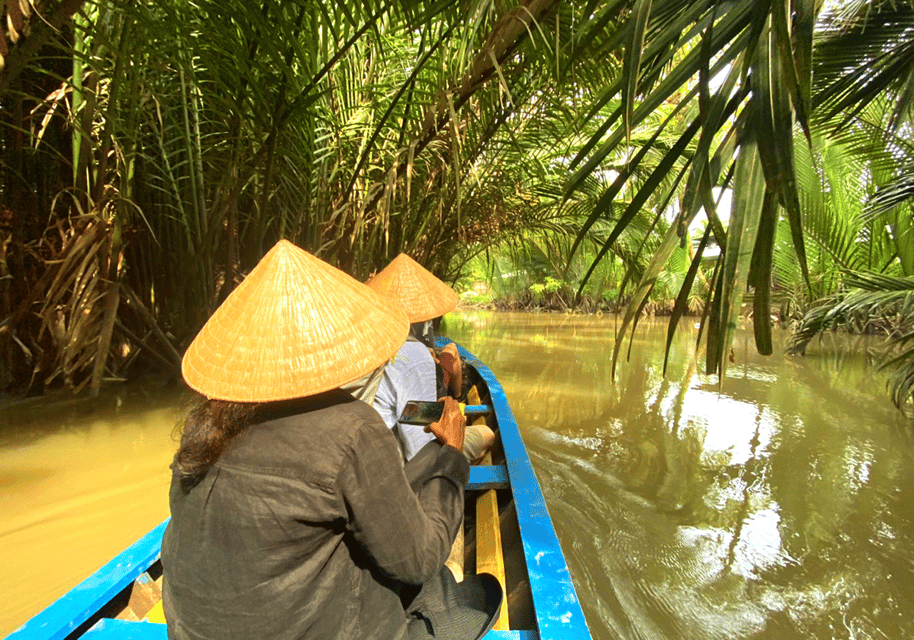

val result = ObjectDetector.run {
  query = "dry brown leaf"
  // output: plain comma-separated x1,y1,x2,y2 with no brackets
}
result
6,0,23,43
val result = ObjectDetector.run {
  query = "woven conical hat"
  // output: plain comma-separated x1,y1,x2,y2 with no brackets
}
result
366,253,459,323
182,240,408,402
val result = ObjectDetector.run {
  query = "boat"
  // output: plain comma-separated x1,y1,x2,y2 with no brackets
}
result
9,340,592,640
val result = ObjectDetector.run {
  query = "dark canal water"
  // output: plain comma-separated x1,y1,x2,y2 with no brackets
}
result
2,311,912,639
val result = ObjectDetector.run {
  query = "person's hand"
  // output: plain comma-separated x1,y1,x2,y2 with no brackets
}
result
426,396,465,452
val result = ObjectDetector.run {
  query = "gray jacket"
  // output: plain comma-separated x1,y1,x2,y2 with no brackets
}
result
162,390,469,639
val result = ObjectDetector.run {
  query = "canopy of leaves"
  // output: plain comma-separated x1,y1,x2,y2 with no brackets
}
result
0,0,913,410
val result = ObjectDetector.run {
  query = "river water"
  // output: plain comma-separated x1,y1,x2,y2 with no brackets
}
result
2,311,912,639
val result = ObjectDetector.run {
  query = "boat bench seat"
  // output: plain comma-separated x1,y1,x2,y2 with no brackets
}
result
467,463,509,490
81,618,538,639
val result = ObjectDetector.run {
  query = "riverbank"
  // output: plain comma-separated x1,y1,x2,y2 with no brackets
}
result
456,298,695,316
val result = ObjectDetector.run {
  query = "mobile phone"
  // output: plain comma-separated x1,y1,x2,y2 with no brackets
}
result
399,400,444,425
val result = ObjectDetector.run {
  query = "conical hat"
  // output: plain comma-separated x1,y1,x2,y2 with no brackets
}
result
182,240,408,402
366,254,459,323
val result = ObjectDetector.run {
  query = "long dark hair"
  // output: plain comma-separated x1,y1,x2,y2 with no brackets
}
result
173,397,257,489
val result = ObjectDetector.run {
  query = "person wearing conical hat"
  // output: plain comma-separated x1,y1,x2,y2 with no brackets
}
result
162,241,501,640
366,253,495,466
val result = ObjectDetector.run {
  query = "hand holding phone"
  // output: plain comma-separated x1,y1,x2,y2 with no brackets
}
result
426,397,465,452
399,400,445,425
399,398,465,450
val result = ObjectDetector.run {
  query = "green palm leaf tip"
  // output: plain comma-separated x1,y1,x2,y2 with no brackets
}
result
749,191,778,356
753,11,811,291
664,224,712,376
714,131,766,381
887,350,914,409
865,167,914,220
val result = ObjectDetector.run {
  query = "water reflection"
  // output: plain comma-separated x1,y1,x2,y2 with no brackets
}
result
2,312,912,639
446,311,914,640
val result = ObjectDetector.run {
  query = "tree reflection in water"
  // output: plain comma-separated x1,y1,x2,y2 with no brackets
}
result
446,310,914,640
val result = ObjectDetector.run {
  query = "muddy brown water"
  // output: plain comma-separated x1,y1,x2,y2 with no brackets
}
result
2,311,912,639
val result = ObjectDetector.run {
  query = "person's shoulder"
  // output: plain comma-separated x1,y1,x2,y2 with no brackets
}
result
392,340,435,367
282,389,386,435
223,391,389,478
336,391,389,430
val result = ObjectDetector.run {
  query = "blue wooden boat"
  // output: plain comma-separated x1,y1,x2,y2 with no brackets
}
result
8,341,592,640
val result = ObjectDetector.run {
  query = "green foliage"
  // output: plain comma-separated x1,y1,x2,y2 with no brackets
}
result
789,271,914,409
770,118,904,321
0,0,564,391
1,0,914,415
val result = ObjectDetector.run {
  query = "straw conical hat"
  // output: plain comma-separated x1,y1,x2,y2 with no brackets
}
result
182,240,408,402
366,254,459,323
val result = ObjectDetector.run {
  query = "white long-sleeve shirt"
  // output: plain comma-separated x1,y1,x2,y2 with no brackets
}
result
372,340,438,462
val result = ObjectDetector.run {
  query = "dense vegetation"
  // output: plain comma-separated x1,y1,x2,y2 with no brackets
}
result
1,0,912,408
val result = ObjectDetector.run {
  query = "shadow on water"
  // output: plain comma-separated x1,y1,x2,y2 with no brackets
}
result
0,379,188,449
447,311,914,640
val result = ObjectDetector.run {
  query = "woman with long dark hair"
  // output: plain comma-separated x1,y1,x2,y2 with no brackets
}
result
162,240,500,640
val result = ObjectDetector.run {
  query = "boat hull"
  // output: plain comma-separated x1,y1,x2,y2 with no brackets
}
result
8,341,591,640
